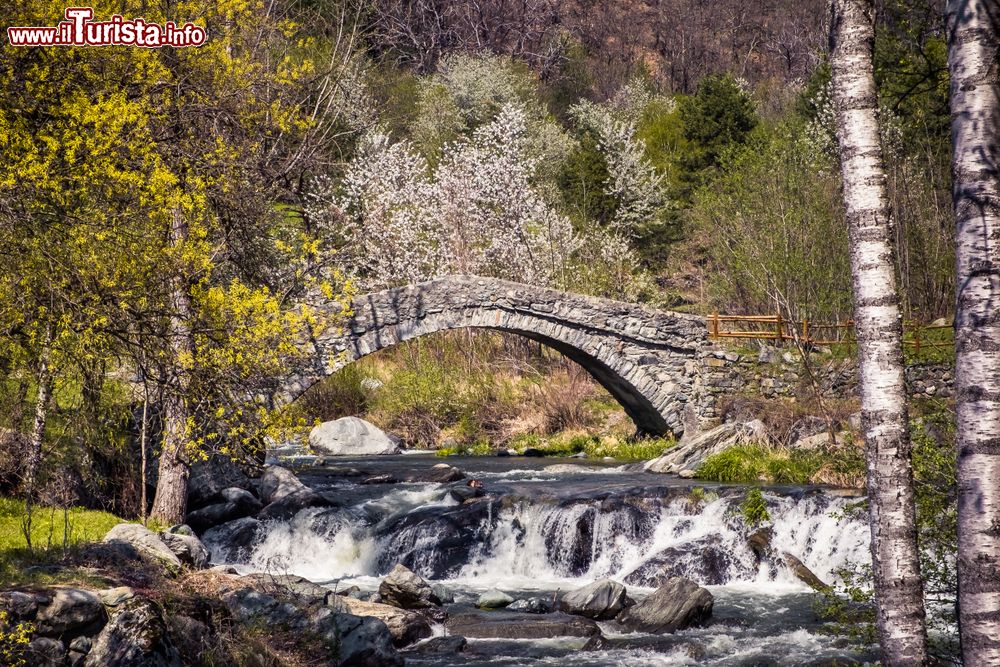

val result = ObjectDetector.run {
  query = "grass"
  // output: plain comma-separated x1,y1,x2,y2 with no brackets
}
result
0,497,124,559
697,442,865,486
739,488,770,525
509,431,674,461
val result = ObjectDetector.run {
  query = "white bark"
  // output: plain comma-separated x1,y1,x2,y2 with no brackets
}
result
830,1,928,664
947,0,1000,662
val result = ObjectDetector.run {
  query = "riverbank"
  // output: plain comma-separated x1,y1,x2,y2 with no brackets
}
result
1,455,876,666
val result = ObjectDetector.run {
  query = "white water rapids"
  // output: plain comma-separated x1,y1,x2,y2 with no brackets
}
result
204,459,876,665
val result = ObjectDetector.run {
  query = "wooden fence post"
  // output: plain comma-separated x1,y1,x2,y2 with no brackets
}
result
711,312,719,340
803,318,809,344
775,312,783,343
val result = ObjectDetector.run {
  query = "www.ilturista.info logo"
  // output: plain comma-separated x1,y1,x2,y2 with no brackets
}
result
7,7,206,47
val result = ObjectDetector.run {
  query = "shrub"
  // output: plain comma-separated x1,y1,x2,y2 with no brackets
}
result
739,488,770,525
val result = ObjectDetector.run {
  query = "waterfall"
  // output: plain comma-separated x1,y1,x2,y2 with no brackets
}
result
229,484,869,591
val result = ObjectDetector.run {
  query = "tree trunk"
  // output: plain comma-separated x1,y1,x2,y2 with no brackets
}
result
947,0,1000,662
24,325,53,494
150,209,195,525
829,1,929,664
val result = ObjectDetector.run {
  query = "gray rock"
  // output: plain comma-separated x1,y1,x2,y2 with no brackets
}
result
476,589,514,609
506,597,551,614
34,587,105,635
85,596,181,666
616,577,713,634
446,610,600,639
159,531,210,569
309,417,401,457
243,573,333,606
0,589,47,619
559,578,629,620
69,636,92,653
26,637,66,666
378,564,440,610
187,487,263,531
403,464,465,483
335,596,433,646
783,552,830,590
405,635,467,654
97,587,135,607
311,608,403,666
200,517,263,562
103,524,182,571
259,466,308,504
257,488,331,521
187,455,252,509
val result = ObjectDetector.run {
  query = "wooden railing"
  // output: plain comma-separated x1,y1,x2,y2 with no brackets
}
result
706,313,953,352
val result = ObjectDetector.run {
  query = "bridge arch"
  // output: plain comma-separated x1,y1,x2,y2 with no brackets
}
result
279,276,710,436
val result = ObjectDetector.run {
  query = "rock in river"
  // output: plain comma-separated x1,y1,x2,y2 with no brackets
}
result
309,417,401,456
378,564,441,610
477,589,514,609
446,610,601,639
616,577,713,633
560,578,630,620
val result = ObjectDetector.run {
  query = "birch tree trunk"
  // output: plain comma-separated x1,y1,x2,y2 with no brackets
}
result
829,1,928,664
150,209,195,525
24,325,53,494
947,0,1000,662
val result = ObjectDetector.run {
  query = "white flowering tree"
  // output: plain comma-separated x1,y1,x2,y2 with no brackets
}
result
310,105,578,290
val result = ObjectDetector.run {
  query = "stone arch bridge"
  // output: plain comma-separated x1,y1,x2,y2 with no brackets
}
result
279,276,719,436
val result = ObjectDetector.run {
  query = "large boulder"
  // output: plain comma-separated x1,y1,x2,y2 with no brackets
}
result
200,517,263,563
103,524,182,571
445,610,601,639
311,608,403,667
84,596,181,666
645,421,768,474
336,596,433,647
34,587,105,636
559,579,630,620
159,528,210,569
186,488,262,532
257,488,331,522
616,577,713,634
378,564,440,610
187,455,252,510
26,637,66,666
309,417,401,457
259,466,309,504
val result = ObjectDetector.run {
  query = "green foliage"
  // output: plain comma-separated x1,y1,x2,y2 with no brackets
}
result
697,443,865,486
687,120,852,321
739,488,770,525
678,74,758,181
558,131,619,226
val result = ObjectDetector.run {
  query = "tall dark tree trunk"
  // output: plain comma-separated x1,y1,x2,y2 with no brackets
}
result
830,0,929,664
150,209,195,525
947,0,1000,662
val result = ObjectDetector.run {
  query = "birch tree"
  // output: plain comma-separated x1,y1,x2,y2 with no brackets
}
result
829,0,928,663
947,0,1000,662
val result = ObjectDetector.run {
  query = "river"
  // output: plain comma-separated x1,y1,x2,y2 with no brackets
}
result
206,452,876,666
